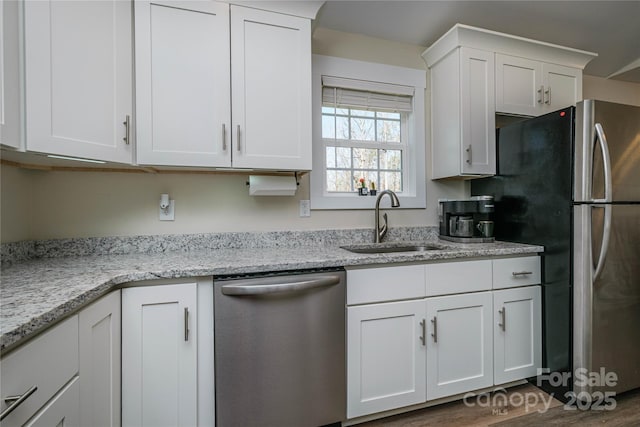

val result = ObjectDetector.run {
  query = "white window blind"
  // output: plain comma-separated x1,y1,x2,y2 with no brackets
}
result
322,76,414,112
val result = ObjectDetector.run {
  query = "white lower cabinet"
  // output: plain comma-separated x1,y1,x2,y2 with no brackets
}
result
346,256,542,421
425,292,494,400
493,286,542,385
347,300,427,419
79,291,121,427
122,280,214,427
122,283,197,427
0,316,79,427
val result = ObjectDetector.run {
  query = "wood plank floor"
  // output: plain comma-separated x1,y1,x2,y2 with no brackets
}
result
358,384,640,426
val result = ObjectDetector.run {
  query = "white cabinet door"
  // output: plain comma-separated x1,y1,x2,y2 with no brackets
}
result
493,286,542,385
1,0,23,150
542,62,582,112
495,54,542,117
79,291,121,427
135,1,231,167
122,283,198,427
426,292,493,400
496,54,582,117
460,47,495,176
24,0,132,163
347,300,427,418
231,6,312,170
431,47,495,179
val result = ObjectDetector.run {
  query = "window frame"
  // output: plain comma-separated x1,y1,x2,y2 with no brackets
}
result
322,107,408,194
310,55,426,210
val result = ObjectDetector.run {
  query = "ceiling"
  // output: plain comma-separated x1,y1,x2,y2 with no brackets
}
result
315,1,640,82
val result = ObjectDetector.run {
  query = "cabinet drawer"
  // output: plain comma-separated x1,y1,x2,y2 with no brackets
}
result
347,265,426,305
493,256,541,289
425,260,492,296
1,315,79,426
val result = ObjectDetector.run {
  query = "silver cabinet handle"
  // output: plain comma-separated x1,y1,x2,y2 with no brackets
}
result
184,307,189,342
537,85,544,104
498,308,506,331
1,386,38,421
222,124,227,151
419,319,426,346
431,317,438,343
512,271,533,276
221,275,340,296
544,86,551,105
123,115,130,145
465,145,472,165
236,125,241,152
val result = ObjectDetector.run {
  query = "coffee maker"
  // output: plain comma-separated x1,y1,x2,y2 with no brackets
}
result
439,196,495,243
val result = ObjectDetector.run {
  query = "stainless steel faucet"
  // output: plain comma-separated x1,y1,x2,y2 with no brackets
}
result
374,190,400,243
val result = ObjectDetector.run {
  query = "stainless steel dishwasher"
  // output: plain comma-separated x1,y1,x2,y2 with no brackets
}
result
214,269,346,427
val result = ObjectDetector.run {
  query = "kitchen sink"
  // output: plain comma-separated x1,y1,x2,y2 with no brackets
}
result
341,243,443,254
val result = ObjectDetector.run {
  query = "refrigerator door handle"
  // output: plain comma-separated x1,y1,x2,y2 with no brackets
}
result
591,123,612,203
591,123,613,280
592,204,612,281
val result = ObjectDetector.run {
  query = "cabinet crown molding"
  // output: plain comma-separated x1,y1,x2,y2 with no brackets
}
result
229,1,324,19
422,23,597,70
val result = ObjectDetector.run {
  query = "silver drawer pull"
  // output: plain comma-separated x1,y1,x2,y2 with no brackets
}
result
222,124,227,151
122,115,130,145
184,307,190,342
431,316,438,343
512,271,533,277
419,319,426,346
1,386,38,421
498,308,506,331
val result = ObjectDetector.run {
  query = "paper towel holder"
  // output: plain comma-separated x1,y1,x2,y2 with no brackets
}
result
246,173,299,196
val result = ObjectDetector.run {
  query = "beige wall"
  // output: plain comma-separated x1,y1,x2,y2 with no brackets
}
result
3,28,639,243
0,165,33,242
583,75,640,106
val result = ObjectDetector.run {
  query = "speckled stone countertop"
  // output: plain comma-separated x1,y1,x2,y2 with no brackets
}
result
0,228,543,353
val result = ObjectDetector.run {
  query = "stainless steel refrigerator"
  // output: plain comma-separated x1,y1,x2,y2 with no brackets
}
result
472,99,640,399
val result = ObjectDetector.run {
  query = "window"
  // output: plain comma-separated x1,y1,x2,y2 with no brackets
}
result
311,55,426,209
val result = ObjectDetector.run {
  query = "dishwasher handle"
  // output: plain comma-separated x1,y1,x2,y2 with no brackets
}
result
221,275,341,296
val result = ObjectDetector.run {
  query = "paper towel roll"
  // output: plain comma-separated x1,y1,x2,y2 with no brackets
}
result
248,175,298,196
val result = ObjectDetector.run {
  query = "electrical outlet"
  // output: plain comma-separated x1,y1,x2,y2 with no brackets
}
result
299,200,311,217
159,200,175,221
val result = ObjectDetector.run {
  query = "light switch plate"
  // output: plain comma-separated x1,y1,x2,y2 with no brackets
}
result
299,200,311,217
159,200,175,221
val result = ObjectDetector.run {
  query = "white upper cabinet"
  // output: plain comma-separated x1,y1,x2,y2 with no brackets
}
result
230,6,311,170
1,0,23,150
24,0,133,163
135,2,312,170
423,24,596,179
496,54,582,116
135,1,231,167
430,47,495,179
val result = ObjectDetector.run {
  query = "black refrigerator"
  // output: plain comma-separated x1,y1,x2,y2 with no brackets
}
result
472,100,640,400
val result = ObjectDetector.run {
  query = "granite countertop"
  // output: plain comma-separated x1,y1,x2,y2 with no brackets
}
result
0,230,543,353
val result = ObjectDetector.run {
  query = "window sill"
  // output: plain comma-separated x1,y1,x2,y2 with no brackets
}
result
311,193,426,210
